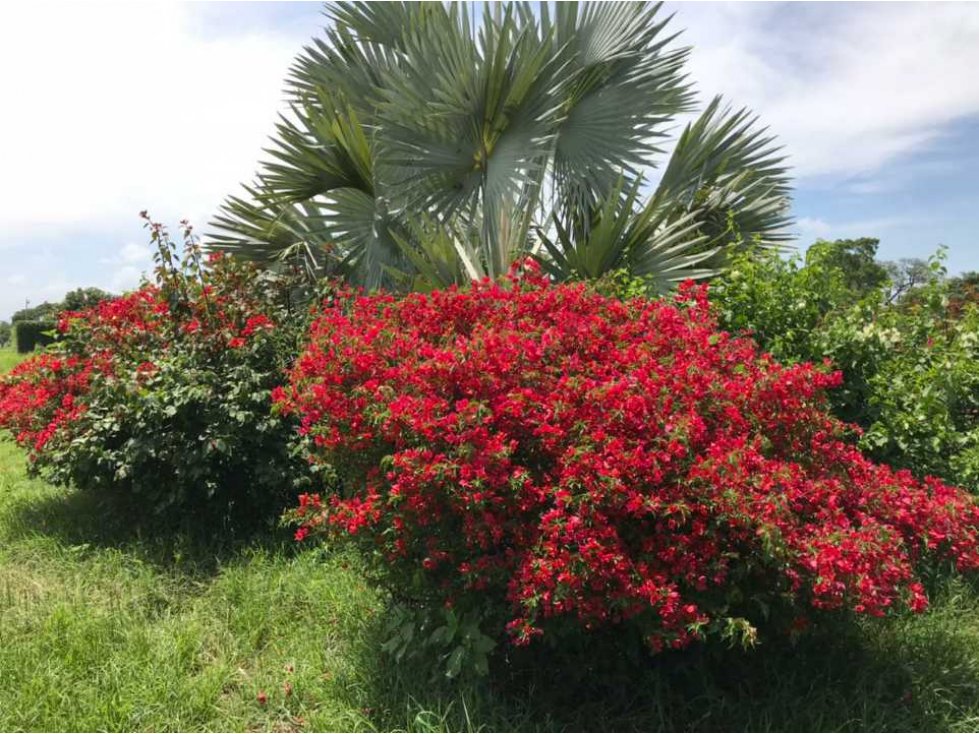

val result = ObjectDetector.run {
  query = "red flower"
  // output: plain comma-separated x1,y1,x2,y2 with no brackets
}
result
241,314,273,337
280,269,979,652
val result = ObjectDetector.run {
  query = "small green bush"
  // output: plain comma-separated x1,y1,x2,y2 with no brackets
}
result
14,320,56,353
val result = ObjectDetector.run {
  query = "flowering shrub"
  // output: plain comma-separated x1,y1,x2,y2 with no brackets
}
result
0,353,110,454
279,263,979,662
0,216,313,523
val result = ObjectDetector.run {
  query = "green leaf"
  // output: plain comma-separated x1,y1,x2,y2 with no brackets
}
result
210,1,792,292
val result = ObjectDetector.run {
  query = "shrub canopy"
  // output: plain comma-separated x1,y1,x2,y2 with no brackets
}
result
278,264,979,655
0,219,311,524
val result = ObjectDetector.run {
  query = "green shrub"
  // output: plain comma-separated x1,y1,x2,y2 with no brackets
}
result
11,301,60,324
14,320,56,353
0,217,315,527
711,243,979,491
854,286,979,486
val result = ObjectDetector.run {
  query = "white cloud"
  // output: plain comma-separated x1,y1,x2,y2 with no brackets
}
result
0,243,77,317
0,2,309,237
98,241,155,294
794,216,832,244
108,265,145,294
119,242,151,266
794,215,912,249
100,242,150,266
671,2,979,179
2,276,74,318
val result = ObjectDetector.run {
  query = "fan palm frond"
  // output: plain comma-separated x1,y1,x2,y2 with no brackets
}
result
538,178,715,293
652,95,792,252
209,2,793,295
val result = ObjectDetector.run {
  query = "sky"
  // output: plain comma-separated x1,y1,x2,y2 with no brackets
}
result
1,1,978,320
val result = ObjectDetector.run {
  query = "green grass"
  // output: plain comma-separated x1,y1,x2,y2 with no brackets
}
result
0,346,23,373
5,351,979,730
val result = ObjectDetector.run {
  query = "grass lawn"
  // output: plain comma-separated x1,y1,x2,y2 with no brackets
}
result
5,351,979,730
0,346,23,373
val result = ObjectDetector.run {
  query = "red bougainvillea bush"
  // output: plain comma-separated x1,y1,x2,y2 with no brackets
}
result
0,216,313,523
278,262,979,661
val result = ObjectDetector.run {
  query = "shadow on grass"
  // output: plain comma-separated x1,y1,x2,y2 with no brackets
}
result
1,481,297,580
351,602,979,732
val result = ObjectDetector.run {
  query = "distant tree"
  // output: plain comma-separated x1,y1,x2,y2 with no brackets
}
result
948,271,979,316
804,237,890,299
62,287,113,311
11,301,60,324
0,321,10,348
882,257,936,304
11,288,115,325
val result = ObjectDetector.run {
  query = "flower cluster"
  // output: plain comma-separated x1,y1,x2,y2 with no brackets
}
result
0,353,110,457
1,271,283,455
0,287,178,460
279,266,979,651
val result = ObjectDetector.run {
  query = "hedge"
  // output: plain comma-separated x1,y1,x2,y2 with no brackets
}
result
15,321,56,353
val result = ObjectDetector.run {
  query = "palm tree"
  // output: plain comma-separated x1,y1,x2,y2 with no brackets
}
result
210,1,791,293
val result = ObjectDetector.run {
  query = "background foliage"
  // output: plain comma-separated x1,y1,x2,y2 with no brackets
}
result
13,321,55,354
710,238,979,492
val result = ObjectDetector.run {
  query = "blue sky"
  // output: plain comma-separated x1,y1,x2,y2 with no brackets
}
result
1,1,978,320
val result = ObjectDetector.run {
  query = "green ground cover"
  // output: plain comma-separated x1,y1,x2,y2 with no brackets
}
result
5,351,979,731
0,347,23,374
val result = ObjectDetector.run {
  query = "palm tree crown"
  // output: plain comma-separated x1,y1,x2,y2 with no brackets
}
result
210,1,792,293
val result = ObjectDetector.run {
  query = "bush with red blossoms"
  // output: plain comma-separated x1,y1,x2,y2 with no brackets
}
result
0,352,111,457
278,263,979,660
0,216,314,524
